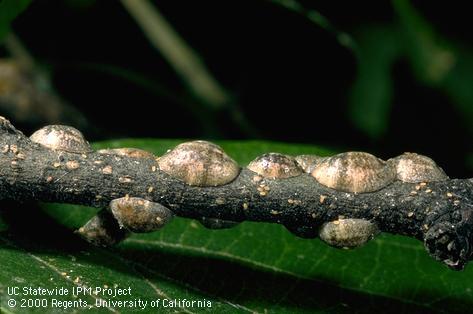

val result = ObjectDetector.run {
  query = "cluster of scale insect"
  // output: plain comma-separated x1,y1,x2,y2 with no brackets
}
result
28,123,449,249
29,125,174,244
245,149,448,248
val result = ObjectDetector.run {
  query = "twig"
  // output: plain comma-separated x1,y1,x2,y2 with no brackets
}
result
120,0,260,137
267,0,358,54
120,0,229,110
0,117,472,270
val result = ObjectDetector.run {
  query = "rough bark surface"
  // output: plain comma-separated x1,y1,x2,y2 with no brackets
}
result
1,117,472,270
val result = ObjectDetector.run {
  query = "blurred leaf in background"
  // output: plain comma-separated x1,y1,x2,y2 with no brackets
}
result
348,0,451,139
348,26,401,139
348,0,473,146
0,0,31,43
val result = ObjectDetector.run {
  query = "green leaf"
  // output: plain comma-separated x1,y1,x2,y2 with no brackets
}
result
391,0,473,136
392,0,455,84
1,139,472,313
0,0,31,43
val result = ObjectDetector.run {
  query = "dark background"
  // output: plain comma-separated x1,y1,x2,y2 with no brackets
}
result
2,0,473,178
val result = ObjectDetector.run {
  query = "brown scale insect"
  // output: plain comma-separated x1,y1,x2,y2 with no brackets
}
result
76,209,129,247
97,147,155,159
78,147,160,244
295,155,326,174
110,197,173,233
30,125,92,153
388,152,449,183
318,218,379,249
247,153,302,179
311,152,396,193
157,140,239,186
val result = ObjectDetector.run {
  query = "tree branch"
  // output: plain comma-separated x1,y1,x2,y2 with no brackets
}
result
0,117,472,270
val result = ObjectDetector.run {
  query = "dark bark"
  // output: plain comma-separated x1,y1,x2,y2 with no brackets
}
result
1,117,472,270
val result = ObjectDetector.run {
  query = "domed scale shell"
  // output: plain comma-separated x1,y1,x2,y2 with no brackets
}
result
110,197,173,233
295,155,326,174
157,140,240,186
0,115,18,133
97,147,155,159
387,152,449,183
30,125,92,153
311,152,396,193
247,153,302,179
319,218,379,249
76,209,129,247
